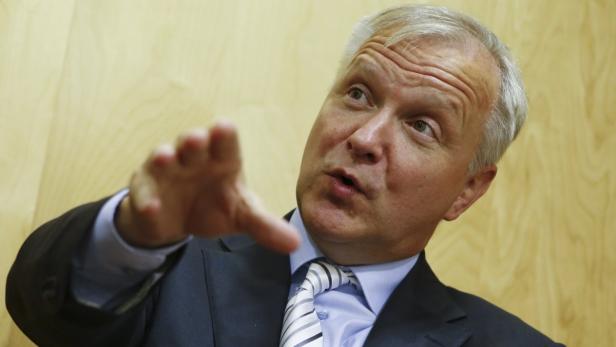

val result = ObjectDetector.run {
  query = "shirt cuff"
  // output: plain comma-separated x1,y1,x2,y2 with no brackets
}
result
71,189,191,308
90,189,191,273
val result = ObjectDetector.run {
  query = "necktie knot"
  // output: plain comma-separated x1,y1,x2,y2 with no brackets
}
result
280,260,359,347
301,260,359,295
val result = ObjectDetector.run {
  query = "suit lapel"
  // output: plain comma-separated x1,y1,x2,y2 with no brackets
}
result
364,252,471,347
203,236,290,347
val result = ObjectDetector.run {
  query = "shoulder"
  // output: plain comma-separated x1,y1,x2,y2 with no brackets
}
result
445,286,563,346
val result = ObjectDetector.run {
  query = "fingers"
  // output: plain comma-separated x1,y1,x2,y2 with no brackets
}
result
237,188,300,254
150,143,177,167
176,128,210,167
129,169,161,215
168,121,240,175
133,143,177,214
209,121,241,163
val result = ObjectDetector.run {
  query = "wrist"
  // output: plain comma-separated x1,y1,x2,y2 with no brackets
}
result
114,196,183,249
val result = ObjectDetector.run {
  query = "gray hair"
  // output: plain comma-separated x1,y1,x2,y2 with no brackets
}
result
339,5,527,174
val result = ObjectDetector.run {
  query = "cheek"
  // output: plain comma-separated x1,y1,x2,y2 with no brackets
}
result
298,118,338,184
384,146,430,191
384,154,463,212
308,119,349,157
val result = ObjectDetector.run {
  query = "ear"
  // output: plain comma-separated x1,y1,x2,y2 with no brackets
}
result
443,164,497,221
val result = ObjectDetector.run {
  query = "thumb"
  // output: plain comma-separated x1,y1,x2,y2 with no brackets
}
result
236,188,300,254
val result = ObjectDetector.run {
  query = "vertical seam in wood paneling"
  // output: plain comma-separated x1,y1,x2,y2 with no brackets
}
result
29,0,79,232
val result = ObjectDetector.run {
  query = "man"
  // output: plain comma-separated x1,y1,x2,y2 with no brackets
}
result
7,5,563,347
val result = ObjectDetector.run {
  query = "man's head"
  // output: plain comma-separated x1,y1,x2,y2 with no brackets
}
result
296,5,527,265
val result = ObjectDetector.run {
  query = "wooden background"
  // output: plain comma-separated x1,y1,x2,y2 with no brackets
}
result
1,0,614,345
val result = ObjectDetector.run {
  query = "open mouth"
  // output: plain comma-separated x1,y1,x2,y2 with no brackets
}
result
339,175,355,187
328,169,364,195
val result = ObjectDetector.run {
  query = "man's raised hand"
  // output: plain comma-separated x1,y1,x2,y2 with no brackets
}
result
115,121,300,253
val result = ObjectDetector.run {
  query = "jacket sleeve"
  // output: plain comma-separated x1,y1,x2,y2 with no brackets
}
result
5,197,163,347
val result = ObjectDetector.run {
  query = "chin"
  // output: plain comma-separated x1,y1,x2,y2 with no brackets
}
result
299,197,363,243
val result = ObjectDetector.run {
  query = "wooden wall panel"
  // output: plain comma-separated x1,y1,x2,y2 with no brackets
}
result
0,0,75,346
427,2,616,346
2,1,614,346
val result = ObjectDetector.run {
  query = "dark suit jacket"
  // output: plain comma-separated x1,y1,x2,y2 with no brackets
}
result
6,198,564,346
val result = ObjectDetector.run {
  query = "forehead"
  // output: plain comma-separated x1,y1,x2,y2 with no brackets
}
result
343,35,500,117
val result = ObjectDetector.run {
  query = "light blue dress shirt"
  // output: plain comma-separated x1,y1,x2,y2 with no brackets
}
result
71,190,418,346
287,211,418,346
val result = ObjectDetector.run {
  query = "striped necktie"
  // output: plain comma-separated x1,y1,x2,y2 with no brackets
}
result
279,259,359,347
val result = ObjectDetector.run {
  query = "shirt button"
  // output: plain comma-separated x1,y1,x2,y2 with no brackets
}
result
316,311,329,320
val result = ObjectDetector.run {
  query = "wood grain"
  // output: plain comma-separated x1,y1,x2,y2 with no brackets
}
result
2,0,613,345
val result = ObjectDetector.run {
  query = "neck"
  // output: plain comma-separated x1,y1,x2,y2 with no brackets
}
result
309,233,428,266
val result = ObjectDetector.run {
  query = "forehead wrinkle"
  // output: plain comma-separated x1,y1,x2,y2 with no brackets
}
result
390,38,499,118
359,39,480,111
350,45,466,124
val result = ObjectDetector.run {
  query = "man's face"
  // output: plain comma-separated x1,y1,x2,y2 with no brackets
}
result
296,35,500,265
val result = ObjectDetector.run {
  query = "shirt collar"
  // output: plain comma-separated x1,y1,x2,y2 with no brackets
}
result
288,209,419,315
289,210,323,274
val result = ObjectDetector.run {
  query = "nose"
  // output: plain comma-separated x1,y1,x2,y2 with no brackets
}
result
346,112,391,164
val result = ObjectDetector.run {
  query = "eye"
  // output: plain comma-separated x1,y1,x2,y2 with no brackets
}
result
412,120,429,132
348,87,365,100
409,119,436,138
345,86,369,105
